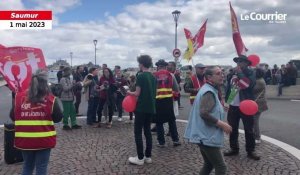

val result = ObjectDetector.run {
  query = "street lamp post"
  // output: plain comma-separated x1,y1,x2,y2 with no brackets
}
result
93,39,97,65
172,10,181,68
70,52,73,67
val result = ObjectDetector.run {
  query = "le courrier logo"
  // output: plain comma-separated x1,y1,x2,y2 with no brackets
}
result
241,11,287,23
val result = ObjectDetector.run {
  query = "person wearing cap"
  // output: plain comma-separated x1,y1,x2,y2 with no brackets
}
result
60,67,82,130
184,63,207,104
223,55,260,160
153,59,181,147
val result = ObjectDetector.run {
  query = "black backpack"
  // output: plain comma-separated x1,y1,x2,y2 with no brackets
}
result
4,123,23,164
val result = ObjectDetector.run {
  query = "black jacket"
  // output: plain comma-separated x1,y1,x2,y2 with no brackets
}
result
225,67,256,102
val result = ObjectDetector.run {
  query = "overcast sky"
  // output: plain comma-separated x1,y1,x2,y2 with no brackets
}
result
0,0,299,68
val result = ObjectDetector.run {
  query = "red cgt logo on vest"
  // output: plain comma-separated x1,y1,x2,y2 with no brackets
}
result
21,102,31,110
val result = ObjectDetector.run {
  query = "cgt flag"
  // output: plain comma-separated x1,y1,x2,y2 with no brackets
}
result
0,45,46,92
230,2,248,56
183,28,194,61
183,19,208,61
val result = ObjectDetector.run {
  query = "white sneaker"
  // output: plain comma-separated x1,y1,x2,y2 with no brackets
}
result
117,118,123,122
144,157,152,164
128,156,144,165
255,139,261,144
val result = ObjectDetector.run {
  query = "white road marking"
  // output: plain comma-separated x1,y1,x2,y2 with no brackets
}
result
291,100,300,102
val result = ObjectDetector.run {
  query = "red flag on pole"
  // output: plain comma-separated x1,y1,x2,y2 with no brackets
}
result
184,28,193,40
192,19,207,52
183,28,194,61
0,45,47,92
183,19,208,61
230,2,248,56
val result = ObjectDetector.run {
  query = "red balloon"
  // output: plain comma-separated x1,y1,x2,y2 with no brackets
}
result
248,54,260,67
122,95,137,112
239,100,258,116
11,65,20,77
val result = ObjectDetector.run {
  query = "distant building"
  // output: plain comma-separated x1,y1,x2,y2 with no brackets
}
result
48,59,70,70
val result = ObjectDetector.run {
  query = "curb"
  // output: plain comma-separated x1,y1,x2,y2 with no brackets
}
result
176,119,300,161
180,93,300,101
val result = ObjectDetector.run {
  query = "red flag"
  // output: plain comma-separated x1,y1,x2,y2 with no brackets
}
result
183,19,208,61
230,2,248,56
192,19,207,53
184,28,193,39
0,45,46,92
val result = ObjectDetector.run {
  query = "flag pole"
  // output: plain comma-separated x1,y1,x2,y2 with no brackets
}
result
191,58,201,88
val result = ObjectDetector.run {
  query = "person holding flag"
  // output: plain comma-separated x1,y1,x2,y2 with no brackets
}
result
184,63,207,104
224,55,260,160
10,69,63,175
223,2,260,160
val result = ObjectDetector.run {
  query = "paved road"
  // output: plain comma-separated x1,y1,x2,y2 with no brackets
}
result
1,86,300,149
1,120,300,175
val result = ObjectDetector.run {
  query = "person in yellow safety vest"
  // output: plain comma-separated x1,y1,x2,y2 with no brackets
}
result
184,63,207,104
153,59,181,147
10,69,63,175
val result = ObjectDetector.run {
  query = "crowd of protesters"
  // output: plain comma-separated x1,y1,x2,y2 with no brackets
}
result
50,57,183,166
256,62,298,96
10,53,298,174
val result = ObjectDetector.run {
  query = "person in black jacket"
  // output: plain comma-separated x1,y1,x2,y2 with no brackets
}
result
223,55,260,160
56,66,64,83
264,64,272,85
73,66,84,115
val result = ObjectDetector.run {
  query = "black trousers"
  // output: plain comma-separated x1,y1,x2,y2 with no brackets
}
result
156,120,179,145
74,91,81,114
227,105,255,153
116,95,125,118
134,111,153,159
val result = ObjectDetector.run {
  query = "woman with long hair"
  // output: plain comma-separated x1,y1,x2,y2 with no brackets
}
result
96,68,117,128
10,69,63,175
253,68,268,144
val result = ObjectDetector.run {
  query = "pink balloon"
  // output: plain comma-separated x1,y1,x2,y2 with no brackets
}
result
248,54,260,67
122,95,137,112
239,100,258,116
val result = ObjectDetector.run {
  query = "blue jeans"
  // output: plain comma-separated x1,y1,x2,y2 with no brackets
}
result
87,97,99,125
21,149,51,175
